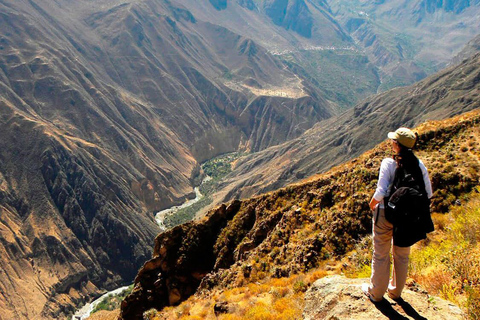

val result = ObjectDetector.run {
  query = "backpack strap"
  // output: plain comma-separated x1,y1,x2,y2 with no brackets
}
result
390,165,401,193
410,158,428,197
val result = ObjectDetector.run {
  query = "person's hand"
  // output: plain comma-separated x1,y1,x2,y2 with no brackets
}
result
369,198,380,211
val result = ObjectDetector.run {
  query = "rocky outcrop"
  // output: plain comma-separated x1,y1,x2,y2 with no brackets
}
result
304,275,464,320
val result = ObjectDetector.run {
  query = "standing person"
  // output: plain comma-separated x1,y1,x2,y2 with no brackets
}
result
362,128,433,302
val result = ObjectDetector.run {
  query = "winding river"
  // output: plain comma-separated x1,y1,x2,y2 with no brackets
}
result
71,285,130,320
155,175,211,231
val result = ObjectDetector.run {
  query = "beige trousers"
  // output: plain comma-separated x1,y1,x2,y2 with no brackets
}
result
369,207,410,301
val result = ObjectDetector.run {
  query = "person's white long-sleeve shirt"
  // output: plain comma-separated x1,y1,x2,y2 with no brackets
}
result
373,158,432,208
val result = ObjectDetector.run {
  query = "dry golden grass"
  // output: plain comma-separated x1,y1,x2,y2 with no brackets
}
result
147,269,327,320
86,309,119,320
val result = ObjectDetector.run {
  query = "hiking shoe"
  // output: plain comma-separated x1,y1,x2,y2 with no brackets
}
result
361,283,383,303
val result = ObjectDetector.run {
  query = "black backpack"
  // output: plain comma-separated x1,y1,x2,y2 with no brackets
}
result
384,160,434,247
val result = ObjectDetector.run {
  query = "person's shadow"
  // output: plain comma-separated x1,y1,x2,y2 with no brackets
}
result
374,298,428,320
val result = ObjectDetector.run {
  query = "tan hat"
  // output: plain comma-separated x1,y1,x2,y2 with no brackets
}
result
388,127,417,148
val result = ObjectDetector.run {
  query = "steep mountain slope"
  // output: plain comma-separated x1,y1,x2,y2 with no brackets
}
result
120,109,480,319
0,0,335,318
208,51,480,208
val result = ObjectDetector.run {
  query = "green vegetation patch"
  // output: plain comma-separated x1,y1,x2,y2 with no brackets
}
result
92,285,133,314
163,195,214,228
202,152,244,180
163,152,245,229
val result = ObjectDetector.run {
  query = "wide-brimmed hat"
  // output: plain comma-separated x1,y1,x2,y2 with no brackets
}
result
388,127,416,148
